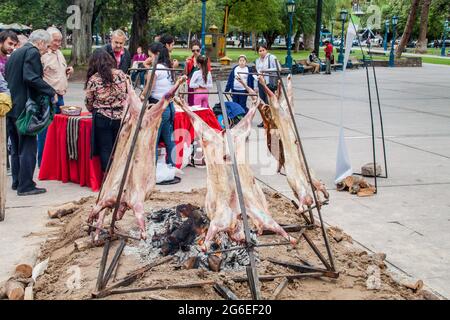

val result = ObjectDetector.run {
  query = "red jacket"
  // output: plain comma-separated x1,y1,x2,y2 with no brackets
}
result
324,44,334,59
185,55,212,83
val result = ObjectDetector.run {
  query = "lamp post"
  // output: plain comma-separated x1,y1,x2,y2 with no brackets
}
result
331,18,336,45
383,19,389,52
201,0,207,55
285,0,296,69
441,19,449,57
338,9,348,65
389,15,398,67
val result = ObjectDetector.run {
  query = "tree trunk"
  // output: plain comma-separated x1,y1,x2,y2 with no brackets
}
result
61,24,68,49
263,31,278,50
252,31,257,51
304,33,315,50
294,29,301,53
187,30,191,49
70,0,95,66
129,0,151,56
396,0,421,59
416,0,432,54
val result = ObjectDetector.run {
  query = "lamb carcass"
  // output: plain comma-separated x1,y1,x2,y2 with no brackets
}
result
88,77,186,240
257,75,329,208
174,97,297,250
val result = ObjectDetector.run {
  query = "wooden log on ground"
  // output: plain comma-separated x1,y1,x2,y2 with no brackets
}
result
15,264,33,279
74,237,94,252
48,202,79,219
402,280,424,293
270,278,289,300
0,116,6,222
4,279,26,300
262,224,303,236
232,272,324,283
213,283,239,300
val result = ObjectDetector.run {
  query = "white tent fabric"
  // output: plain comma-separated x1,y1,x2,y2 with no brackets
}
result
335,23,358,184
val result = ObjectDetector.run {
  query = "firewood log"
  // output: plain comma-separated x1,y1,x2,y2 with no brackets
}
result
48,202,79,219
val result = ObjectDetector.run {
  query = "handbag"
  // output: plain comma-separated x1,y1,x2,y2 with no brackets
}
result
16,95,55,136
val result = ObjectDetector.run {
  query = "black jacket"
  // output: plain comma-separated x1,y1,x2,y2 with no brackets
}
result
104,44,132,74
5,43,56,119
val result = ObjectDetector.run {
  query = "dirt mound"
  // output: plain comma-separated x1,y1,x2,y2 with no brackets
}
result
33,190,427,300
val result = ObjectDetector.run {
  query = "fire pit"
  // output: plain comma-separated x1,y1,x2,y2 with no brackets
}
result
124,204,258,272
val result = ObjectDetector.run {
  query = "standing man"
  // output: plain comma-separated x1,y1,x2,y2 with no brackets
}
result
104,30,131,74
0,31,19,77
5,30,56,196
37,27,74,166
324,40,333,75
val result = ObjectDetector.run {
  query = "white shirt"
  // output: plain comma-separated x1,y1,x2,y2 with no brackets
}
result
189,70,213,89
255,53,280,83
151,64,174,100
233,66,249,91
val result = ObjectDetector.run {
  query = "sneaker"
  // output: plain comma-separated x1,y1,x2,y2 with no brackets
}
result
17,187,47,196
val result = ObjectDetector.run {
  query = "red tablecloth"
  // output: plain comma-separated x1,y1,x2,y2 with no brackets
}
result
38,109,221,190
39,113,104,192
173,108,222,168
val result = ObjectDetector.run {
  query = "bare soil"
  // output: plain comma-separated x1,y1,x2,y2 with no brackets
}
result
33,189,426,300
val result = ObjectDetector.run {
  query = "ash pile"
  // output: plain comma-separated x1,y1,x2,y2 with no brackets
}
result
126,204,258,272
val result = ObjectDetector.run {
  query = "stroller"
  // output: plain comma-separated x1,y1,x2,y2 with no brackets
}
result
212,101,247,129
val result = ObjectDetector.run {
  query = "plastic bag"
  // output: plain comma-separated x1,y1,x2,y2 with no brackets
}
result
156,160,183,183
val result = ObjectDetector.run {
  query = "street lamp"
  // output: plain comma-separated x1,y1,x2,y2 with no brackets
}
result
441,19,449,57
285,0,296,69
338,9,348,65
331,18,336,45
389,15,398,67
383,19,390,52
201,0,207,55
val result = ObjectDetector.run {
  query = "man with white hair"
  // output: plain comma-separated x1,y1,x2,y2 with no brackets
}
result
5,29,56,196
103,29,131,74
37,27,73,166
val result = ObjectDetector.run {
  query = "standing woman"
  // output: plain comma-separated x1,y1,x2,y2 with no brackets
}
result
85,49,129,173
255,44,281,127
225,55,254,113
185,40,211,106
140,42,177,167
189,55,213,109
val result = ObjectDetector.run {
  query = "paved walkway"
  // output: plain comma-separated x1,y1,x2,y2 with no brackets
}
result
369,48,450,59
1,64,449,299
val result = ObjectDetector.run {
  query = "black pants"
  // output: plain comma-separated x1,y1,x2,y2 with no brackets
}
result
6,117,38,193
94,113,121,172
258,82,269,104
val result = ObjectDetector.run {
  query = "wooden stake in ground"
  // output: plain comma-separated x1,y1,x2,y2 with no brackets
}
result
0,116,6,222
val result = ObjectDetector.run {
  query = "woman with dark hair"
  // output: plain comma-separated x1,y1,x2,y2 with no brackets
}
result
140,42,177,167
185,40,211,105
188,55,213,109
85,48,129,172
255,44,281,127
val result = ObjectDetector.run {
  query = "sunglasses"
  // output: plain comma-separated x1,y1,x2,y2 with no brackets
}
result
192,49,201,53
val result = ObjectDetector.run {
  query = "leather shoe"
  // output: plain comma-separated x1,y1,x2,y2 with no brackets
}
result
18,187,47,196
257,122,265,128
12,183,18,191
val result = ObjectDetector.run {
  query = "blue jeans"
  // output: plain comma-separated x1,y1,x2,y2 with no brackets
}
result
232,89,248,113
131,71,146,87
155,101,176,166
38,95,64,167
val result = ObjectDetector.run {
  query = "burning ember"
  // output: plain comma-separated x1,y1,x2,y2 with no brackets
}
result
124,204,258,272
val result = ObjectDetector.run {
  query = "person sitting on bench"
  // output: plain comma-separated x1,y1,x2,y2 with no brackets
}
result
307,50,321,74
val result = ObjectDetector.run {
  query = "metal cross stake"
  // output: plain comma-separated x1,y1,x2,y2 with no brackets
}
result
349,14,389,193
217,81,262,300
94,54,161,293
274,61,336,271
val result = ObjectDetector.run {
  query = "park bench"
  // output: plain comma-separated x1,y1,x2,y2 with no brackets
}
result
295,59,314,74
347,58,364,69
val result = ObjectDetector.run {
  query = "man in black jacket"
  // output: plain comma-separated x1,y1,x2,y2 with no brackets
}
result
103,29,131,74
5,29,56,196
